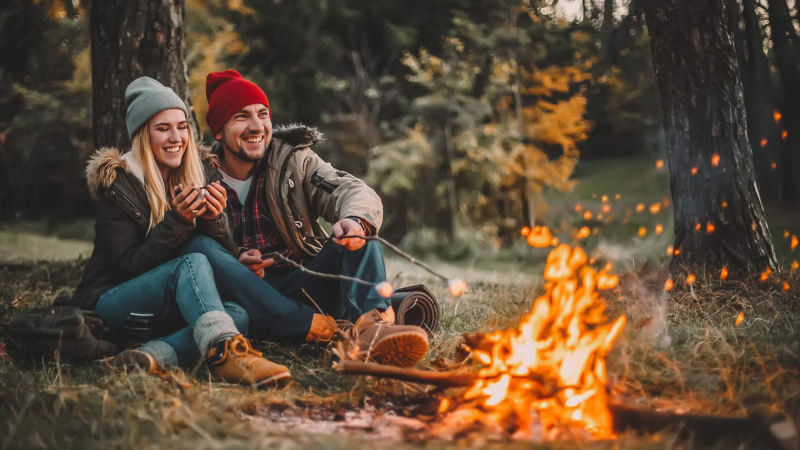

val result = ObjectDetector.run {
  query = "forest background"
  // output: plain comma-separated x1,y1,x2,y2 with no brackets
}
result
1,0,799,264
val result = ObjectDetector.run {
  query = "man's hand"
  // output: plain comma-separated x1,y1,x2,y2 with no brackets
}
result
238,249,276,278
332,218,366,251
199,181,228,221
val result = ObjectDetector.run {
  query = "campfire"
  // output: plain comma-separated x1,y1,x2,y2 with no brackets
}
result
439,243,625,439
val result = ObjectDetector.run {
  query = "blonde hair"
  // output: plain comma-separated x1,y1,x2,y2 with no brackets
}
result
130,123,206,228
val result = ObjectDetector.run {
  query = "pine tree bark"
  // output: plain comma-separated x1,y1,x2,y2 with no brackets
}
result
738,0,782,199
90,0,198,150
767,0,799,202
643,0,777,270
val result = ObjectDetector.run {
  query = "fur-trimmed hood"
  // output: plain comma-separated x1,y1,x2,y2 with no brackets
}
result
85,146,219,200
201,123,324,163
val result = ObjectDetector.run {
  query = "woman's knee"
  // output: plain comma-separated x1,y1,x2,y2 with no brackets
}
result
183,235,222,254
176,252,213,279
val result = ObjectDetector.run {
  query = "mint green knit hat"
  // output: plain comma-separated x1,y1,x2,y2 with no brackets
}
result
124,77,188,139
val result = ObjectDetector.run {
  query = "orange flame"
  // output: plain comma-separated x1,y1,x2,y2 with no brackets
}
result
720,267,728,281
673,248,681,256
638,227,647,238
521,227,531,236
695,223,702,231
735,311,744,326
760,270,770,283
656,159,664,170
690,167,698,175
711,153,720,167
583,211,593,221
577,227,591,239
601,195,609,203
635,203,645,213
649,203,662,214
527,226,553,248
665,279,674,291
438,398,450,413
463,244,626,437
792,235,798,251
706,222,715,234
783,282,791,292
448,278,468,297
655,224,664,235
666,245,674,256
686,273,696,285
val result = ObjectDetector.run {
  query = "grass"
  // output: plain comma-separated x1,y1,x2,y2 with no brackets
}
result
2,157,800,448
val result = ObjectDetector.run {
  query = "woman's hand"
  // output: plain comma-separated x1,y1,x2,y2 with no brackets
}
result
199,181,228,221
172,183,207,223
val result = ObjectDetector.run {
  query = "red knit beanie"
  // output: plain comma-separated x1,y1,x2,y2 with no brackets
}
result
205,70,270,135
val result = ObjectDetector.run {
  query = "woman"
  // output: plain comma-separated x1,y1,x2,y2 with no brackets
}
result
70,77,289,386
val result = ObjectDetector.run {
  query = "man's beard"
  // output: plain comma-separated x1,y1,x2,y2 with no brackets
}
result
221,132,267,163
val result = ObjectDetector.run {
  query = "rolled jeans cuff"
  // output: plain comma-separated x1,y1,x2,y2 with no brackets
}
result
139,340,179,369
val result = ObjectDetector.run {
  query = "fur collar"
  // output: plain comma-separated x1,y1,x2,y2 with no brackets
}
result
85,146,219,200
204,123,325,159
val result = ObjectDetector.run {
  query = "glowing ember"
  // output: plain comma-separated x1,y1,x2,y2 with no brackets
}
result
720,267,728,281
448,278,468,297
783,282,791,292
551,237,560,246
686,273,696,285
735,311,744,326
375,281,394,298
784,230,790,239
527,226,553,248
635,203,645,213
656,159,664,170
706,222,715,234
711,153,720,167
690,167,698,175
673,248,681,256
694,223,702,231
774,111,782,123
792,260,799,273
792,235,798,251
601,195,609,203
602,204,611,213
614,194,621,200
462,244,626,437
760,138,768,148
521,227,531,236
655,224,663,235
666,245,674,256
577,227,591,239
637,227,647,237
583,211,593,221
721,200,728,210
771,162,777,170
438,398,450,413
649,203,661,214
782,130,788,140
760,270,769,283
574,204,583,212
664,279,674,291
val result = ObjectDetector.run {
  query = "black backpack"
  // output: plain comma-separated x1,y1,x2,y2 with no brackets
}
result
0,306,118,364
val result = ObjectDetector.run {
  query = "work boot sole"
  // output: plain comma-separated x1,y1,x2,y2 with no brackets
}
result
254,371,292,388
367,330,429,368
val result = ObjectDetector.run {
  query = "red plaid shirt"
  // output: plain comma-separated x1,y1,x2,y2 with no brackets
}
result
221,158,290,263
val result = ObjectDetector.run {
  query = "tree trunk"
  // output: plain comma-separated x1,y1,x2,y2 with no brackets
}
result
90,0,198,150
767,0,799,202
443,120,458,240
643,0,777,270
601,0,614,72
514,64,535,228
738,0,782,199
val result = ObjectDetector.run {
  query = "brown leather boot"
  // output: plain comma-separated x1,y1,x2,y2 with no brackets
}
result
305,314,339,343
354,309,428,367
206,335,291,387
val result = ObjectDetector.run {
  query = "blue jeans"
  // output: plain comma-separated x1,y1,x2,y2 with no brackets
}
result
95,253,248,368
179,235,390,342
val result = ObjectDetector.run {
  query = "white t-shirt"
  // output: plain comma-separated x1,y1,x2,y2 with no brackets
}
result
220,171,253,204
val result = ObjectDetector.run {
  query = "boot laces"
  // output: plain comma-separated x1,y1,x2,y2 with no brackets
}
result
229,335,262,358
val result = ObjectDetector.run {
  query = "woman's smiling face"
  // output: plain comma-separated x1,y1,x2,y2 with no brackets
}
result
148,109,189,171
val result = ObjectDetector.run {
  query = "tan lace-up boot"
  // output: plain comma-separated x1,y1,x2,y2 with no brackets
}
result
354,309,428,367
206,335,291,386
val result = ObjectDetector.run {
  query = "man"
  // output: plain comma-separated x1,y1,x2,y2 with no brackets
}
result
181,70,428,369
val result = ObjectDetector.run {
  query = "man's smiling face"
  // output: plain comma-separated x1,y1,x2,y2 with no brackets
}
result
216,103,272,162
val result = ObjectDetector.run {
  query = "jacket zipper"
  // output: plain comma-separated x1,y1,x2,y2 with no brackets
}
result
277,149,314,257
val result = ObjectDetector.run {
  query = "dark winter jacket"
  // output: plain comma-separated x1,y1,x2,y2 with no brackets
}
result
69,148,237,310
205,124,384,261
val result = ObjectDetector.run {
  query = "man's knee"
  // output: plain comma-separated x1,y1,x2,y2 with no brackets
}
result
183,235,220,253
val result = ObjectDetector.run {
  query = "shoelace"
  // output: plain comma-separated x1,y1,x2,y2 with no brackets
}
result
229,336,263,358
